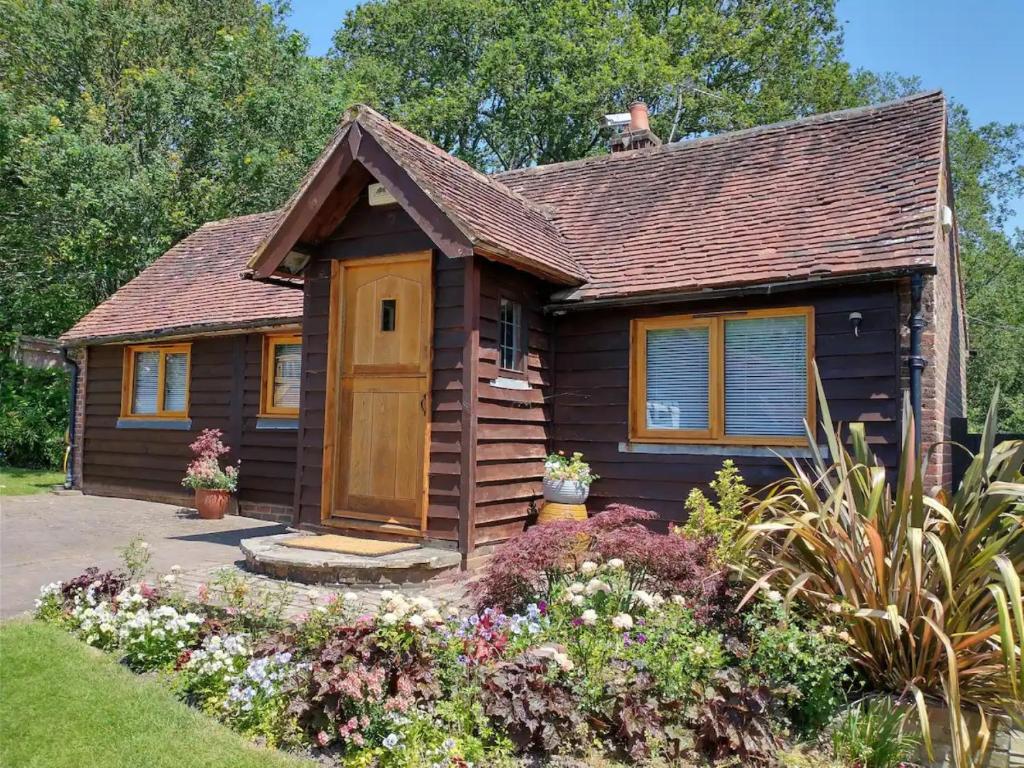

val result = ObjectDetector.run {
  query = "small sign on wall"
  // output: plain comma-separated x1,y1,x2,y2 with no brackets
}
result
368,182,397,207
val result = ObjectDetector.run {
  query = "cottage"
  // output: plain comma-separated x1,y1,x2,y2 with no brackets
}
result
61,90,967,559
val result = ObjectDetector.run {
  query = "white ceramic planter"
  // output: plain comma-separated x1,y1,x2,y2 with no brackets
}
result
542,477,590,505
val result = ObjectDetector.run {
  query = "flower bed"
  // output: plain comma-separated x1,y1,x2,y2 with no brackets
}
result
33,505,879,768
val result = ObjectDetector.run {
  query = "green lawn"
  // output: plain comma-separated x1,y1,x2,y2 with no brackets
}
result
0,621,311,768
0,466,65,496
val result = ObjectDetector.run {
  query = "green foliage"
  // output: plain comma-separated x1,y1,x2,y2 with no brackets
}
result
335,0,866,170
743,602,854,733
680,459,750,564
741,386,1024,767
0,0,348,337
0,354,68,470
831,699,921,768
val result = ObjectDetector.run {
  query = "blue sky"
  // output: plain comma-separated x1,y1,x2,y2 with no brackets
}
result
285,0,1023,231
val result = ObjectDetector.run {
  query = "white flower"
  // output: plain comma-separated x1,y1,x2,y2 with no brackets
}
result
671,594,686,606
343,591,358,602
584,578,610,596
611,613,634,630
633,590,656,609
423,608,443,624
380,612,398,626
139,542,149,549
567,582,586,595
569,594,584,607
408,614,424,628
306,589,321,601
652,593,665,607
579,561,598,575
693,644,706,657
828,602,844,614
533,644,574,672
765,590,783,603
161,574,176,585
607,558,625,570
411,596,434,611
580,609,598,626
170,565,182,573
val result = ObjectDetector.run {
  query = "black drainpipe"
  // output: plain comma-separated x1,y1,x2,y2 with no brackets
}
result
61,346,79,489
908,273,927,454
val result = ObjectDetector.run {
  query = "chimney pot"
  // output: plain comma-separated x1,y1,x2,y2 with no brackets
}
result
628,101,650,132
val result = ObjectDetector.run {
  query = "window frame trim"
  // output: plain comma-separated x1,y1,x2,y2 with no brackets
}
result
120,343,192,420
629,306,815,447
498,296,527,377
260,332,302,418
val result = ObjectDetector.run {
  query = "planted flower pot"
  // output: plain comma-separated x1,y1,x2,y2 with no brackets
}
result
542,477,590,505
194,488,231,520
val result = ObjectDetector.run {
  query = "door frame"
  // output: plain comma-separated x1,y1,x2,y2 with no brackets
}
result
319,250,434,534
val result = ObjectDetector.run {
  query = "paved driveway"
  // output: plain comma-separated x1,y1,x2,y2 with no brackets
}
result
0,492,286,618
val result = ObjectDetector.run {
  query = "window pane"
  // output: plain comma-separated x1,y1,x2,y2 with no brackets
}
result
132,351,160,415
646,327,709,430
499,299,523,371
725,315,807,437
273,343,302,410
163,353,188,413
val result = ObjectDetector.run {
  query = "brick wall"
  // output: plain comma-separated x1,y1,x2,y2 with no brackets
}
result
71,346,87,489
899,168,968,491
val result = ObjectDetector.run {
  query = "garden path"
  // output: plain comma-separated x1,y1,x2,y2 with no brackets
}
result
0,492,468,619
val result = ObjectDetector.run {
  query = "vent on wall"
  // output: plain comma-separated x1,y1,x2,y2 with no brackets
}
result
368,182,397,207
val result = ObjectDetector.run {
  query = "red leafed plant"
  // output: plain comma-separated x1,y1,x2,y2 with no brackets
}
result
181,428,239,491
472,504,731,623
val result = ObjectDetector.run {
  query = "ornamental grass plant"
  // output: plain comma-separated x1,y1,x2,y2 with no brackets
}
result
740,381,1024,767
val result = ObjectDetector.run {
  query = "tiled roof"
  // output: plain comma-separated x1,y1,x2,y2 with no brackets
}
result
61,212,302,343
65,91,947,342
248,105,584,284
498,91,947,301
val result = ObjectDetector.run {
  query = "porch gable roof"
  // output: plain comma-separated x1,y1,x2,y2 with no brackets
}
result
247,105,587,286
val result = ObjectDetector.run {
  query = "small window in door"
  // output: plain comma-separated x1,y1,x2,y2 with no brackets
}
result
499,298,525,372
381,299,397,332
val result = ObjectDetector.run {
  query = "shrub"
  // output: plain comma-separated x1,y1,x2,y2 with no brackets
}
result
479,646,586,753
741,387,1024,766
679,459,751,565
178,633,252,711
222,651,306,746
689,669,779,767
831,699,920,768
473,504,731,623
0,353,68,469
743,601,854,733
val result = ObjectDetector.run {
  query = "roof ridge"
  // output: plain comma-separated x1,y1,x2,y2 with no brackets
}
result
198,209,280,229
496,90,945,180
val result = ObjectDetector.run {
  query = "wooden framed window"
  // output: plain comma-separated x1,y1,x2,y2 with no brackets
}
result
499,298,526,373
121,343,191,418
630,307,814,446
260,333,302,417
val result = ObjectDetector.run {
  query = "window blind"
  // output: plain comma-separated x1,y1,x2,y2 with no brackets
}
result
645,327,709,430
132,351,160,414
724,315,806,437
162,352,188,413
273,343,302,409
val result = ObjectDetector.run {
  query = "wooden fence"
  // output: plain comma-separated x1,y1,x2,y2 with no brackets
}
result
950,417,1024,490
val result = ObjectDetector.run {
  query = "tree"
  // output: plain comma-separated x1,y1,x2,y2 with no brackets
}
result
332,0,868,169
0,0,348,337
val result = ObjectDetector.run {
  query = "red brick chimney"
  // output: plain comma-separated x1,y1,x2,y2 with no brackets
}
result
610,101,661,152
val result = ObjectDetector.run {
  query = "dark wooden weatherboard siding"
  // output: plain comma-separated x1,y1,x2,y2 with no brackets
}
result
551,282,903,523
292,195,465,544
81,334,297,509
473,261,554,547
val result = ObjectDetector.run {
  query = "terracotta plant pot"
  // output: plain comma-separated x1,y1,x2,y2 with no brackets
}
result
194,488,231,520
542,477,590,505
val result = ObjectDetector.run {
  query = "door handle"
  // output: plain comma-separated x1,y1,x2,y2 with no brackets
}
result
420,394,427,415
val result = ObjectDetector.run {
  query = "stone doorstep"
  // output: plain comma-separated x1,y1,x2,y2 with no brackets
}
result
240,533,464,587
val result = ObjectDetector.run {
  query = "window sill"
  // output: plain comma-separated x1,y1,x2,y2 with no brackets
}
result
490,376,531,391
256,417,299,430
618,441,828,459
117,417,192,431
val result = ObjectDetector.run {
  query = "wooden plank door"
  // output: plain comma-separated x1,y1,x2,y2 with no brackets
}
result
328,252,432,530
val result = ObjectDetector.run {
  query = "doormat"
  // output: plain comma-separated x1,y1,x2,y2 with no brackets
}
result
280,534,419,557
